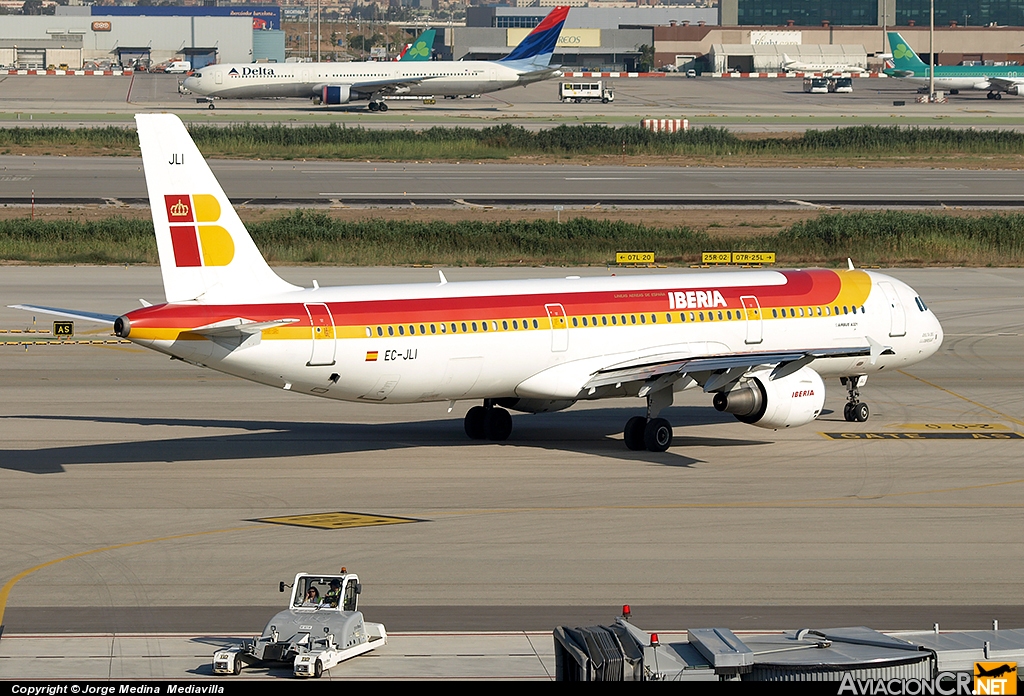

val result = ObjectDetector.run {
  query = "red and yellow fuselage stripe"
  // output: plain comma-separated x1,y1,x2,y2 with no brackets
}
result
124,269,873,343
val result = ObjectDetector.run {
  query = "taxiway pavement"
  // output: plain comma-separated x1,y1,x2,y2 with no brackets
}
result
1,72,1022,130
1,266,1021,625
3,157,1023,207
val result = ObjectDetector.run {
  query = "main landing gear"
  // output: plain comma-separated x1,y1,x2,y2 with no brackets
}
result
841,375,870,423
623,385,674,452
464,400,513,441
367,100,388,112
987,91,1003,100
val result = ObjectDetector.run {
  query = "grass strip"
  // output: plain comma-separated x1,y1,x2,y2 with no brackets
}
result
6,124,1024,160
1,210,1023,267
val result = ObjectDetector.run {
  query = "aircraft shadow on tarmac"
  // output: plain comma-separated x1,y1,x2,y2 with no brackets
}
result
0,407,770,474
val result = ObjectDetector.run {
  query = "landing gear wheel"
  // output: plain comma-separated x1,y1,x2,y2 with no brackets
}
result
644,418,673,452
378,102,388,112
996,92,1003,100
314,659,323,679
232,657,242,675
368,101,379,112
851,402,869,423
484,407,513,441
208,103,215,110
464,406,486,439
624,416,647,451
843,402,854,422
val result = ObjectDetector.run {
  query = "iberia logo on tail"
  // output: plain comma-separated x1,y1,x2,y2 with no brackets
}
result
164,194,235,267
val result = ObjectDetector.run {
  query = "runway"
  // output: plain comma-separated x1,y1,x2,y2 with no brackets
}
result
1,264,1021,640
3,156,1024,207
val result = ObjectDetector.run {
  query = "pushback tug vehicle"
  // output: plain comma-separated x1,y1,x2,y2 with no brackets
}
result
212,569,387,678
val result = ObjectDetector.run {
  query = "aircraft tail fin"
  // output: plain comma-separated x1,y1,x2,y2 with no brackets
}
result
399,28,435,61
888,32,928,71
134,114,299,304
500,6,570,68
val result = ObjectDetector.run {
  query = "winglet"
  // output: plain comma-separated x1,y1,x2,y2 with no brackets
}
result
438,270,448,286
848,258,855,271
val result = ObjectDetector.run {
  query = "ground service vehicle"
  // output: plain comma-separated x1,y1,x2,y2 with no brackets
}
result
830,77,854,93
559,81,614,103
803,77,829,93
212,570,386,677
167,61,192,74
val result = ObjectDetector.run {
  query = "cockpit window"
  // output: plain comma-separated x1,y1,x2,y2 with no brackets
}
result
914,297,928,312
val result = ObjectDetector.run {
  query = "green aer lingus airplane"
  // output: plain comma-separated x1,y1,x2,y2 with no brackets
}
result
886,31,1024,99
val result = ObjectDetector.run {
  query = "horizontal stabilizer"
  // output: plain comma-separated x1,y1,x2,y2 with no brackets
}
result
186,317,299,337
8,304,118,325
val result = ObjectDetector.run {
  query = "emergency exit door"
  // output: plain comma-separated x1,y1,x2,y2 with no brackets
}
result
545,303,568,352
304,303,336,366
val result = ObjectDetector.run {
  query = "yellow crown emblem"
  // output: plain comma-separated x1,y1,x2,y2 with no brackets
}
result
170,199,190,218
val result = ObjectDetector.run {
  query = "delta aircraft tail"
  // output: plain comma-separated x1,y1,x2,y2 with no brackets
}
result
499,6,570,69
135,114,299,304
888,32,928,72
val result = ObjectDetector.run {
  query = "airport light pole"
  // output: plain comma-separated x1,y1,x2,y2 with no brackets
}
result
317,0,321,63
929,0,935,99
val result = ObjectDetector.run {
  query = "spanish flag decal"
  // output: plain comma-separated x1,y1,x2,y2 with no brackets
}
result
165,194,235,267
365,351,379,362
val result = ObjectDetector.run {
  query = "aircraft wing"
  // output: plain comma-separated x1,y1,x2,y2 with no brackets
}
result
345,75,437,94
987,77,1024,92
8,304,118,325
583,343,892,393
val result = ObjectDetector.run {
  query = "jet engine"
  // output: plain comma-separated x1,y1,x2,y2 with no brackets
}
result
712,366,825,430
321,85,352,105
495,398,575,414
1005,86,1021,96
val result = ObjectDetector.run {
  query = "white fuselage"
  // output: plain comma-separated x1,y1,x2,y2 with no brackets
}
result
784,62,866,74
182,61,534,100
127,269,943,407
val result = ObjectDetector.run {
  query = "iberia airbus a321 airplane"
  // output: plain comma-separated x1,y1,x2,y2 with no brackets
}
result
14,115,944,452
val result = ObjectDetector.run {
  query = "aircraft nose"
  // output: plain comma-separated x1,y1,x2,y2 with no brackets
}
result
182,76,198,91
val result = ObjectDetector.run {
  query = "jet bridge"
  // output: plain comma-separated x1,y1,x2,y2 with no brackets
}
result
555,612,1024,682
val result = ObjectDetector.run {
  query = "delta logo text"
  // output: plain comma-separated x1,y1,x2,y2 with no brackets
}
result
165,194,235,268
667,289,728,310
228,67,277,78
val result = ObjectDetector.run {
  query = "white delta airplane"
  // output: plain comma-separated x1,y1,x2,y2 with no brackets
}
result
14,114,944,452
182,6,570,112
781,53,867,75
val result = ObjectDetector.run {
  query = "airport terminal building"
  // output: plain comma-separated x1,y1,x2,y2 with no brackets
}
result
0,5,283,70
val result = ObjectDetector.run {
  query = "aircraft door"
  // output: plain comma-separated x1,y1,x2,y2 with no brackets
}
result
304,303,337,366
740,295,763,344
545,303,568,352
215,71,223,85
878,281,907,337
